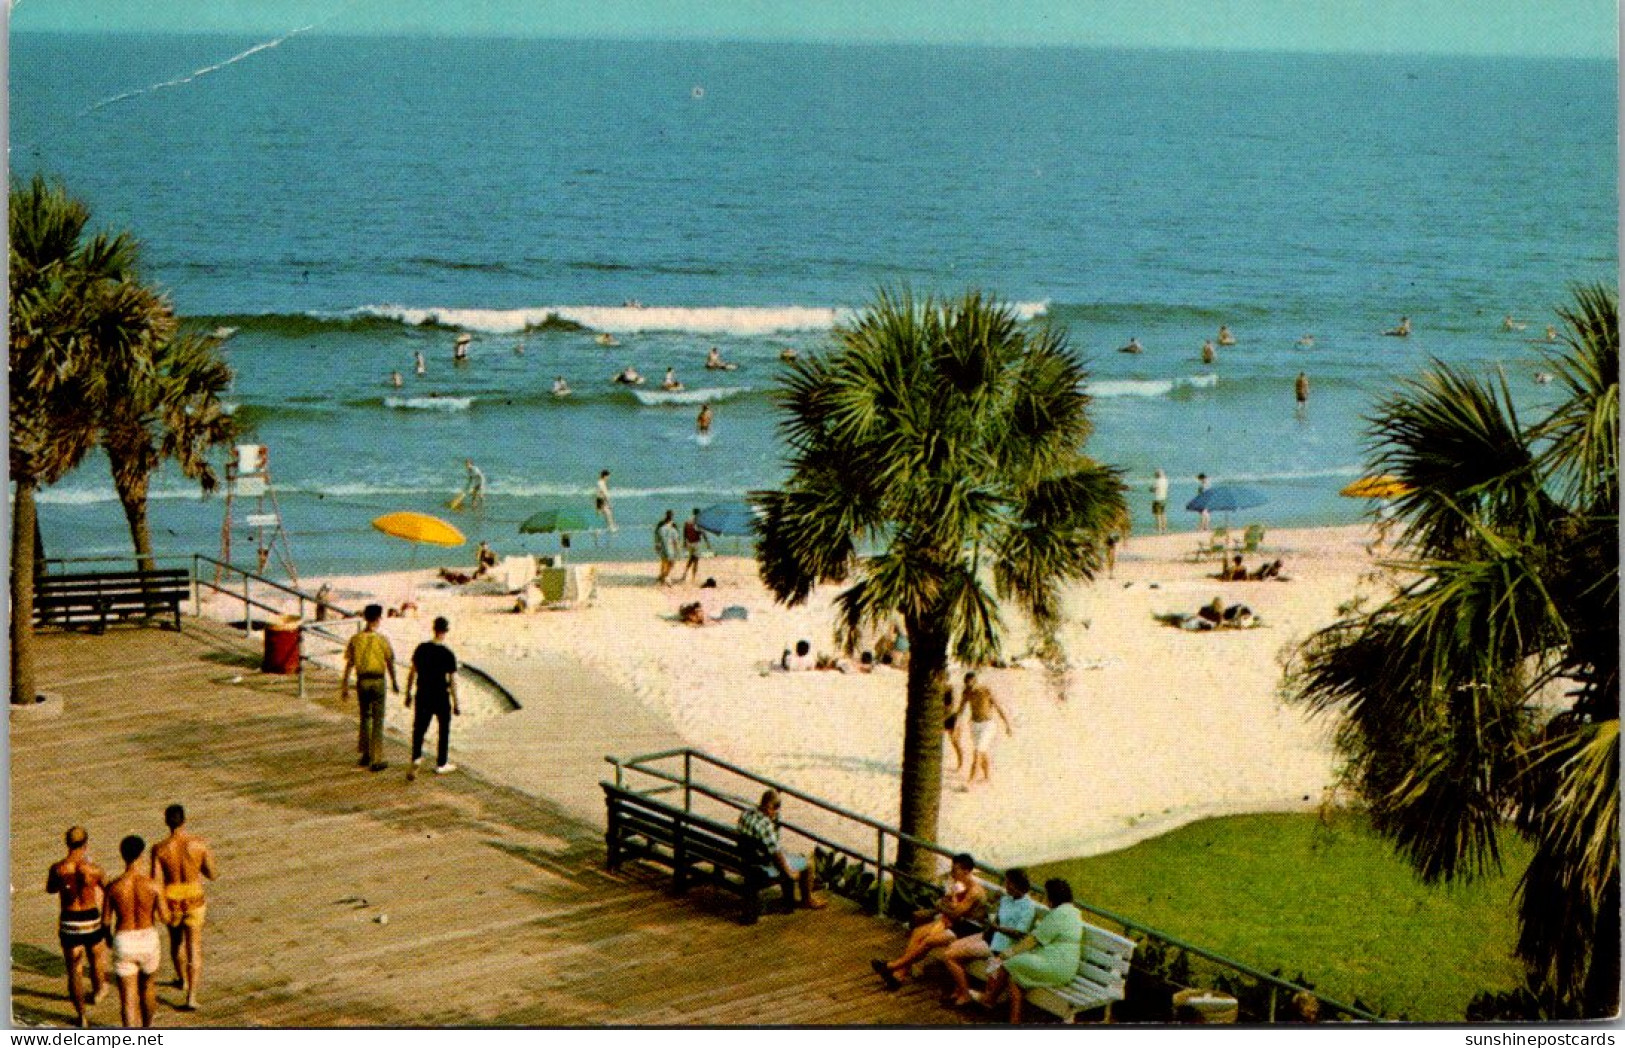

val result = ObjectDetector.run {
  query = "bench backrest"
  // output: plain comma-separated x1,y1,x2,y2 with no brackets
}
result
603,783,771,868
38,569,189,594
1013,900,1136,992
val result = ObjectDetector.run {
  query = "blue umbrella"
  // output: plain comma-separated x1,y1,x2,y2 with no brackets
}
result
696,500,759,538
1185,484,1268,514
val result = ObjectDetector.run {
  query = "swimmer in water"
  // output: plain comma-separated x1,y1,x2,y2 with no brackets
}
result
705,346,736,371
779,347,799,363
1118,337,1143,355
1201,340,1216,365
1535,372,1554,385
454,333,471,361
552,375,572,397
1297,333,1316,347
1217,325,1236,346
613,366,645,386
662,367,684,392
697,403,713,435
595,332,620,347
513,341,525,356
1544,325,1558,343
414,351,427,376
1502,315,1527,332
1384,316,1412,337
390,371,403,388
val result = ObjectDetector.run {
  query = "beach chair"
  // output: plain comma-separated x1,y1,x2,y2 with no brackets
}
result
495,555,538,594
1191,527,1228,561
539,565,596,608
1240,524,1265,555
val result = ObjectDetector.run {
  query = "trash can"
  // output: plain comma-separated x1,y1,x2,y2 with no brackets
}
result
1172,988,1239,1024
261,616,302,674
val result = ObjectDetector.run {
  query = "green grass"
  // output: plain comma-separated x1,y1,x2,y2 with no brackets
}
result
1030,811,1532,1021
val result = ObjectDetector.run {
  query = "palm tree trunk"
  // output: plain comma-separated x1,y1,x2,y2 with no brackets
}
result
113,467,155,573
896,616,949,880
11,479,40,705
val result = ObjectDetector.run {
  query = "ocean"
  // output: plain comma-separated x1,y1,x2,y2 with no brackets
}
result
12,34,1618,577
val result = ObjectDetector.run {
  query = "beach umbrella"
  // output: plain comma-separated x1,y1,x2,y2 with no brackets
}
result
519,507,595,562
696,500,759,538
1339,475,1413,499
1185,485,1268,515
372,511,465,547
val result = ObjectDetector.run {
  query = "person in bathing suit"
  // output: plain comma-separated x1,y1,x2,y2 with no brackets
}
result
152,805,217,1012
48,825,111,1026
105,835,168,1028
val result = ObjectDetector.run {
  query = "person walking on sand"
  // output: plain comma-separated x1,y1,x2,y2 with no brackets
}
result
1151,468,1169,534
953,672,1013,787
736,790,826,911
104,835,167,1029
595,470,618,532
342,604,398,771
1195,472,1211,530
654,510,679,586
696,402,713,436
151,805,216,1012
406,616,460,779
48,826,110,1027
681,508,710,583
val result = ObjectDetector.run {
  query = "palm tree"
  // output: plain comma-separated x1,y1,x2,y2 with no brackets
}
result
9,174,166,704
102,330,238,573
755,290,1127,876
1289,284,1618,1017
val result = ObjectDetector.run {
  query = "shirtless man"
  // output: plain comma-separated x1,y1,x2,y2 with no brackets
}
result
952,672,1013,786
47,826,110,1026
151,804,217,1011
104,835,167,1028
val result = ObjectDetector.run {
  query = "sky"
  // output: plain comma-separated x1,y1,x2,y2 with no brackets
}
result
8,0,1620,58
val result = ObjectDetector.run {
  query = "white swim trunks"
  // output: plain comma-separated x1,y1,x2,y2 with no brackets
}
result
971,718,998,753
111,927,161,978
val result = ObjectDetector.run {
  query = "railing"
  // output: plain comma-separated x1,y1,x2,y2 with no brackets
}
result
606,747,1383,1025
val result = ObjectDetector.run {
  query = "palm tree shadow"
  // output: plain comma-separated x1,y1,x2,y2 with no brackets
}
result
13,942,65,978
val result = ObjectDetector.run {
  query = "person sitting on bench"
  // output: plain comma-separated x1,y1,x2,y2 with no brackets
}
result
871,852,986,989
736,790,825,911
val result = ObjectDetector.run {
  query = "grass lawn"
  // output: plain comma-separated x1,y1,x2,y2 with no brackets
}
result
1031,811,1531,1021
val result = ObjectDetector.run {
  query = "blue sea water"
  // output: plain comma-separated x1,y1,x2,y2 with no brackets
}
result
11,34,1618,576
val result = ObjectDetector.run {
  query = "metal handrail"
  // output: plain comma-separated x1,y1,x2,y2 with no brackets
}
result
607,746,1383,1024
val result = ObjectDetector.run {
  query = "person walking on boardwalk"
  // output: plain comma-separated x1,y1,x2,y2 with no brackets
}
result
736,790,826,911
48,826,110,1027
151,805,217,1012
595,469,618,532
952,672,1013,787
405,616,460,779
342,603,398,771
104,835,167,1029
1150,468,1169,534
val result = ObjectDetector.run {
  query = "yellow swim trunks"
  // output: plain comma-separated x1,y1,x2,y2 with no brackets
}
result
163,883,207,929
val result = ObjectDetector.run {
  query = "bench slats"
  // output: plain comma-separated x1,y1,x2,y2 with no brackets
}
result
34,569,188,634
961,919,1137,1024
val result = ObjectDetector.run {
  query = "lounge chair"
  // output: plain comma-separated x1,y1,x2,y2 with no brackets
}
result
539,565,597,608
1190,527,1229,561
1240,524,1265,555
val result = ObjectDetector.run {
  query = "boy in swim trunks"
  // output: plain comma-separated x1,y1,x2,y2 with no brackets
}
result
105,835,168,1028
952,672,1013,787
151,804,217,1011
47,825,110,1026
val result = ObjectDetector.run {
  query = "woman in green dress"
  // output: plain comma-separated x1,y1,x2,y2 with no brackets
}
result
973,877,1084,1023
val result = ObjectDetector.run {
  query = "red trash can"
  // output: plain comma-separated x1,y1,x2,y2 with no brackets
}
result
261,619,302,674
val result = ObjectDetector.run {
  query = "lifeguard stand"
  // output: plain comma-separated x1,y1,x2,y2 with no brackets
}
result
219,443,298,584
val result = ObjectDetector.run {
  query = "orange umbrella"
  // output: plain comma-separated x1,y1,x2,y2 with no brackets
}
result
1339,475,1413,499
371,512,465,547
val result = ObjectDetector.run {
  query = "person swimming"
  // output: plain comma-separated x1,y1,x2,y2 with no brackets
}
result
1297,333,1315,347
1384,316,1412,337
613,366,645,386
414,351,427,376
1201,340,1215,364
1217,325,1236,346
662,367,684,391
453,333,471,361
595,332,621,347
1118,337,1143,354
779,347,799,362
1502,314,1527,332
390,370,403,388
705,346,736,371
552,375,572,397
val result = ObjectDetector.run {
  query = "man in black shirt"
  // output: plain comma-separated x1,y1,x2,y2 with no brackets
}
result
405,616,460,780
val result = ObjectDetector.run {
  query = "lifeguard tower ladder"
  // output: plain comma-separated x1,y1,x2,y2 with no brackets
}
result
219,443,298,585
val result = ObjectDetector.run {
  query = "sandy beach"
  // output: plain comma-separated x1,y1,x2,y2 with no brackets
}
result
205,523,1385,868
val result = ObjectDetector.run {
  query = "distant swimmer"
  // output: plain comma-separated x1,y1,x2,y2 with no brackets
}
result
662,367,685,392
595,332,621,347
697,403,713,436
1535,372,1554,385
1383,316,1411,337
1201,340,1216,365
552,375,572,398
390,370,403,388
1297,333,1315,347
623,299,643,308
779,347,799,363
454,333,471,362
513,341,525,356
414,351,427,376
1296,371,1310,411
613,366,645,386
1117,337,1144,355
1543,325,1558,343
1502,314,1527,332
705,346,737,371
1217,325,1236,346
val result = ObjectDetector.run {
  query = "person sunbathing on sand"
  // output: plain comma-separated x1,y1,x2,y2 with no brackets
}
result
1249,559,1284,581
781,640,815,671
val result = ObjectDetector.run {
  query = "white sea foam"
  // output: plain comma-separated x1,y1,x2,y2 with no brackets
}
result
383,396,474,411
351,300,1051,336
37,485,206,506
630,386,750,406
1089,373,1218,398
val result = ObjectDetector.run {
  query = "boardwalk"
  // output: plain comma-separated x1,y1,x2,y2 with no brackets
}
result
11,622,971,1027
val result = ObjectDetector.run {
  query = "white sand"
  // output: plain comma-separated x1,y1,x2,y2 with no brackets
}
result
226,525,1385,867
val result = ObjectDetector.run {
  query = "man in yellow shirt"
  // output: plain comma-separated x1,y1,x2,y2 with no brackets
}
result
342,604,398,770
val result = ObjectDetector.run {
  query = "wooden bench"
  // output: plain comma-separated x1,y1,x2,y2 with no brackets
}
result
965,903,1137,1024
602,782,787,924
33,569,188,633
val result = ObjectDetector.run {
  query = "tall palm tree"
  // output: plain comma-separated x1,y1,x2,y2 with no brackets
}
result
10,175,166,704
102,329,238,572
1289,284,1618,1017
756,290,1126,876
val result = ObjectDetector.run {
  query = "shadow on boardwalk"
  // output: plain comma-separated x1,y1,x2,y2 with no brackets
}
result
10,621,972,1027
